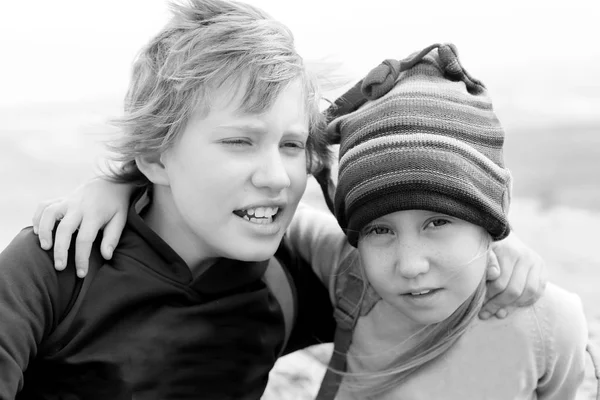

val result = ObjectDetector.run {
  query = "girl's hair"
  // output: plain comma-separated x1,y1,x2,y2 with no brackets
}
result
105,0,330,186
340,233,491,398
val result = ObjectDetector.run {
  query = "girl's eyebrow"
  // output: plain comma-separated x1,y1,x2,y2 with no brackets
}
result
423,210,450,216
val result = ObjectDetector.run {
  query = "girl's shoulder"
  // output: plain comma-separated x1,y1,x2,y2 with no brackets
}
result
526,285,588,395
489,283,587,348
530,282,587,350
533,282,585,314
467,283,587,369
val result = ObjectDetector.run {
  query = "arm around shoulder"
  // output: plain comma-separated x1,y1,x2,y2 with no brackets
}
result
286,202,356,300
0,228,63,398
535,283,588,399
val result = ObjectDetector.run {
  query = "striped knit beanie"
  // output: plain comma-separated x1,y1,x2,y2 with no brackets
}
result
327,43,512,246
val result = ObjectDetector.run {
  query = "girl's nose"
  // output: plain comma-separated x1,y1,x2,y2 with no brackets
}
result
394,241,430,279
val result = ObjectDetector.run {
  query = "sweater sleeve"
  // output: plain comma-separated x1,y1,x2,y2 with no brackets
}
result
535,283,588,400
0,228,60,399
286,202,356,303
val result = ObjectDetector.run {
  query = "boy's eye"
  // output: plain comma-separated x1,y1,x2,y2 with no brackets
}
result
221,138,251,146
281,140,306,150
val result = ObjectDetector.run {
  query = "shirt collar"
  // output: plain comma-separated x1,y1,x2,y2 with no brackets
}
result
126,187,269,294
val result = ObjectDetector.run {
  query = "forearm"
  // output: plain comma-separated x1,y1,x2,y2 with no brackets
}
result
286,202,354,295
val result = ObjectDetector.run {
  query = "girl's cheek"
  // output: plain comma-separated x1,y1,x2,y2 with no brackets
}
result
361,250,387,276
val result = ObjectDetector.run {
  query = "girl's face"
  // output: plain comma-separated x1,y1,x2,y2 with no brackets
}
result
357,210,489,328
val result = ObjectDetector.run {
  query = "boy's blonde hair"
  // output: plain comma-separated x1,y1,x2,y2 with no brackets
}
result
107,0,329,185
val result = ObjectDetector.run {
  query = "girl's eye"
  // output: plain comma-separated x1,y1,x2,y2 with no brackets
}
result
427,218,451,228
365,226,392,236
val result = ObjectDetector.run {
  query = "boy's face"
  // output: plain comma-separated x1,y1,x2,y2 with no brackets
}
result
155,79,309,265
357,210,488,329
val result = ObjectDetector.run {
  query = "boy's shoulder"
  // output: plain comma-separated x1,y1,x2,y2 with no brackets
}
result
1,227,56,275
1,226,85,314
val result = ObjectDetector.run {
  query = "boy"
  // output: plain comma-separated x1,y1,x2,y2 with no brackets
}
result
0,1,332,398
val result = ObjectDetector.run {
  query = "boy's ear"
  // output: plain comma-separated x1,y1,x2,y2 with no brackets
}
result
135,153,170,186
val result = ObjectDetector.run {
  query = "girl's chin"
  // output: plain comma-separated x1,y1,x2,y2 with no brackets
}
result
386,302,455,326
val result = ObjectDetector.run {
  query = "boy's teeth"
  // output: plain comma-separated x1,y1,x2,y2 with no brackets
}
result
244,207,278,218
242,215,273,224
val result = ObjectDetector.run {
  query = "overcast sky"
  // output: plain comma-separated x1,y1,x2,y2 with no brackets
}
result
0,0,598,248
0,0,598,116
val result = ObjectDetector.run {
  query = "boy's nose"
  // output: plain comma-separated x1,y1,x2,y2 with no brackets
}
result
394,242,430,279
251,149,291,191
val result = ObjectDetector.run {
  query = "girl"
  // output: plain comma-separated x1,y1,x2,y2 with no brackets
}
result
286,43,591,399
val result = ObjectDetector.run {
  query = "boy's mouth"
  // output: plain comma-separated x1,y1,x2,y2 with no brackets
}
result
233,206,280,224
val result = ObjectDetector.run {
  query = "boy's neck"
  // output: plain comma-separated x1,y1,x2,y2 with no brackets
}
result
140,186,217,274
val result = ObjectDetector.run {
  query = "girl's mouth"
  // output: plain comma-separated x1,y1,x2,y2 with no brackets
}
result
402,288,442,298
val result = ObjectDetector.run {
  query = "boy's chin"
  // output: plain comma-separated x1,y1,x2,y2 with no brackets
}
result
224,241,282,263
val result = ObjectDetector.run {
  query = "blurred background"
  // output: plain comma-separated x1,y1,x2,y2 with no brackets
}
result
0,0,598,398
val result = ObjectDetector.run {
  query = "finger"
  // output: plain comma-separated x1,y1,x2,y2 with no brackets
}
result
479,306,514,320
74,219,102,278
495,307,510,319
100,212,127,260
513,259,543,307
53,211,83,271
482,262,528,316
32,198,64,235
37,202,68,250
484,251,500,282
484,252,511,301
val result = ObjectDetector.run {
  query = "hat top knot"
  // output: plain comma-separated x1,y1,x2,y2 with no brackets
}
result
360,43,486,103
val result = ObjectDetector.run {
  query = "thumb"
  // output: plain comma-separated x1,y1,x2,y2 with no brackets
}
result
485,251,500,282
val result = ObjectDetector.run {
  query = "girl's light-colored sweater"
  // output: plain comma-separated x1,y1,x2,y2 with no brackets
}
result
288,203,588,400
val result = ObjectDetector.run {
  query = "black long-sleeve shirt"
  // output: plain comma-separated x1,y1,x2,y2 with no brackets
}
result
0,197,334,399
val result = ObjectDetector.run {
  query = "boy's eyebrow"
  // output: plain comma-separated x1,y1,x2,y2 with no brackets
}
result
216,122,308,136
215,123,266,134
